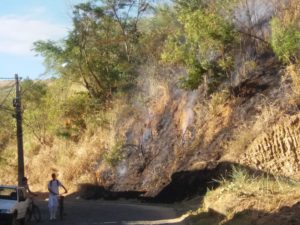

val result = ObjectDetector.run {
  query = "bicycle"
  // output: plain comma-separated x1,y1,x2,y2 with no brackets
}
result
25,200,41,223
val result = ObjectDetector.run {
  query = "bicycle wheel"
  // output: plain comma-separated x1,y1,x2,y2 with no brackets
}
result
31,204,42,222
24,208,32,223
11,213,18,225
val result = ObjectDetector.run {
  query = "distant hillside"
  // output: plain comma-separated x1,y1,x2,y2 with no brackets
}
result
0,81,14,89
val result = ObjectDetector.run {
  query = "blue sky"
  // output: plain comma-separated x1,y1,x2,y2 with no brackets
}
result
0,0,85,79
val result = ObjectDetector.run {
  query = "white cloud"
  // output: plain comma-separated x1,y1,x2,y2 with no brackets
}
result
0,15,68,56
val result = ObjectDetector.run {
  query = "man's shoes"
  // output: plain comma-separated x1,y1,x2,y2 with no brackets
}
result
50,215,56,220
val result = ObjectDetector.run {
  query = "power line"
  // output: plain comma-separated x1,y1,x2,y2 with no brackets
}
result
0,105,14,113
0,76,34,97
0,83,15,108
21,80,39,96
0,81,15,89
0,78,14,80
0,81,15,94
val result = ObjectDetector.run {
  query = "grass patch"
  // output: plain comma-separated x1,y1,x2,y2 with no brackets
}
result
190,166,300,225
224,102,282,160
103,139,124,167
286,64,300,105
189,209,225,225
208,89,230,115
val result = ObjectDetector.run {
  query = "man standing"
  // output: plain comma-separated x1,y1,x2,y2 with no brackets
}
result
48,173,67,220
21,177,37,197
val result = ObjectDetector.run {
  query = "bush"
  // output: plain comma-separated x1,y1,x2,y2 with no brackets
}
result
271,0,300,64
271,18,300,63
161,3,236,92
208,89,230,114
103,140,124,167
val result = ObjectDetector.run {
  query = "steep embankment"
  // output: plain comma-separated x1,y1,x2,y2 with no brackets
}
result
91,56,292,200
77,56,300,205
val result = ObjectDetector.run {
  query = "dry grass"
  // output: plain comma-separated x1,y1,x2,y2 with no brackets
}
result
0,64,174,191
184,88,232,151
237,59,257,80
208,89,230,115
24,137,104,192
192,167,300,225
286,64,300,105
0,103,122,191
224,101,283,160
0,81,14,89
274,0,300,25
0,144,18,185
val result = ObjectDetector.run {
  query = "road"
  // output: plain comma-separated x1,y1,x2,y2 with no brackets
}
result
28,198,186,225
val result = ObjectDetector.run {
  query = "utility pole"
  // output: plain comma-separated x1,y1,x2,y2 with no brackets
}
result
13,74,24,186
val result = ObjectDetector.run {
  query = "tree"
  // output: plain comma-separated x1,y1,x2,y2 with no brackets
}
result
34,0,154,102
21,79,55,145
162,0,281,93
138,5,179,60
162,0,236,93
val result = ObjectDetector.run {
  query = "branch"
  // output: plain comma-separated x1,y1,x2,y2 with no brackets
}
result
236,29,270,45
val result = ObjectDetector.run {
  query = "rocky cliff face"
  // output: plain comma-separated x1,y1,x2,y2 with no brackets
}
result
90,57,300,200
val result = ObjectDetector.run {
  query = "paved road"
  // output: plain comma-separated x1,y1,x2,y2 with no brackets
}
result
28,199,186,225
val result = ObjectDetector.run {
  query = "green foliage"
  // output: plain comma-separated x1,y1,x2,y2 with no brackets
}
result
22,79,47,108
174,0,209,12
33,41,64,74
179,62,208,90
0,112,14,151
56,93,90,142
179,60,232,93
271,18,300,63
138,5,179,60
162,1,236,92
22,79,60,145
103,139,124,167
0,84,16,151
181,9,235,51
34,0,153,102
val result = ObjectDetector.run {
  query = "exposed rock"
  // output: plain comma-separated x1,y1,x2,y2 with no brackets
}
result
240,115,300,180
92,58,289,200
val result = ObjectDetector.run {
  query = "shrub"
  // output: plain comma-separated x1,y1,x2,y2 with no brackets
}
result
208,89,230,114
271,18,300,63
103,139,124,167
161,2,236,93
271,0,300,64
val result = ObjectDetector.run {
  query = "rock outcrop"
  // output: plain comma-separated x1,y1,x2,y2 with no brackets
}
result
240,115,300,180
93,58,300,200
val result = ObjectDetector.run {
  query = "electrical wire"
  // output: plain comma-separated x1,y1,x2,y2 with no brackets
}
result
0,81,14,92
21,78,47,96
0,105,14,113
0,83,15,108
